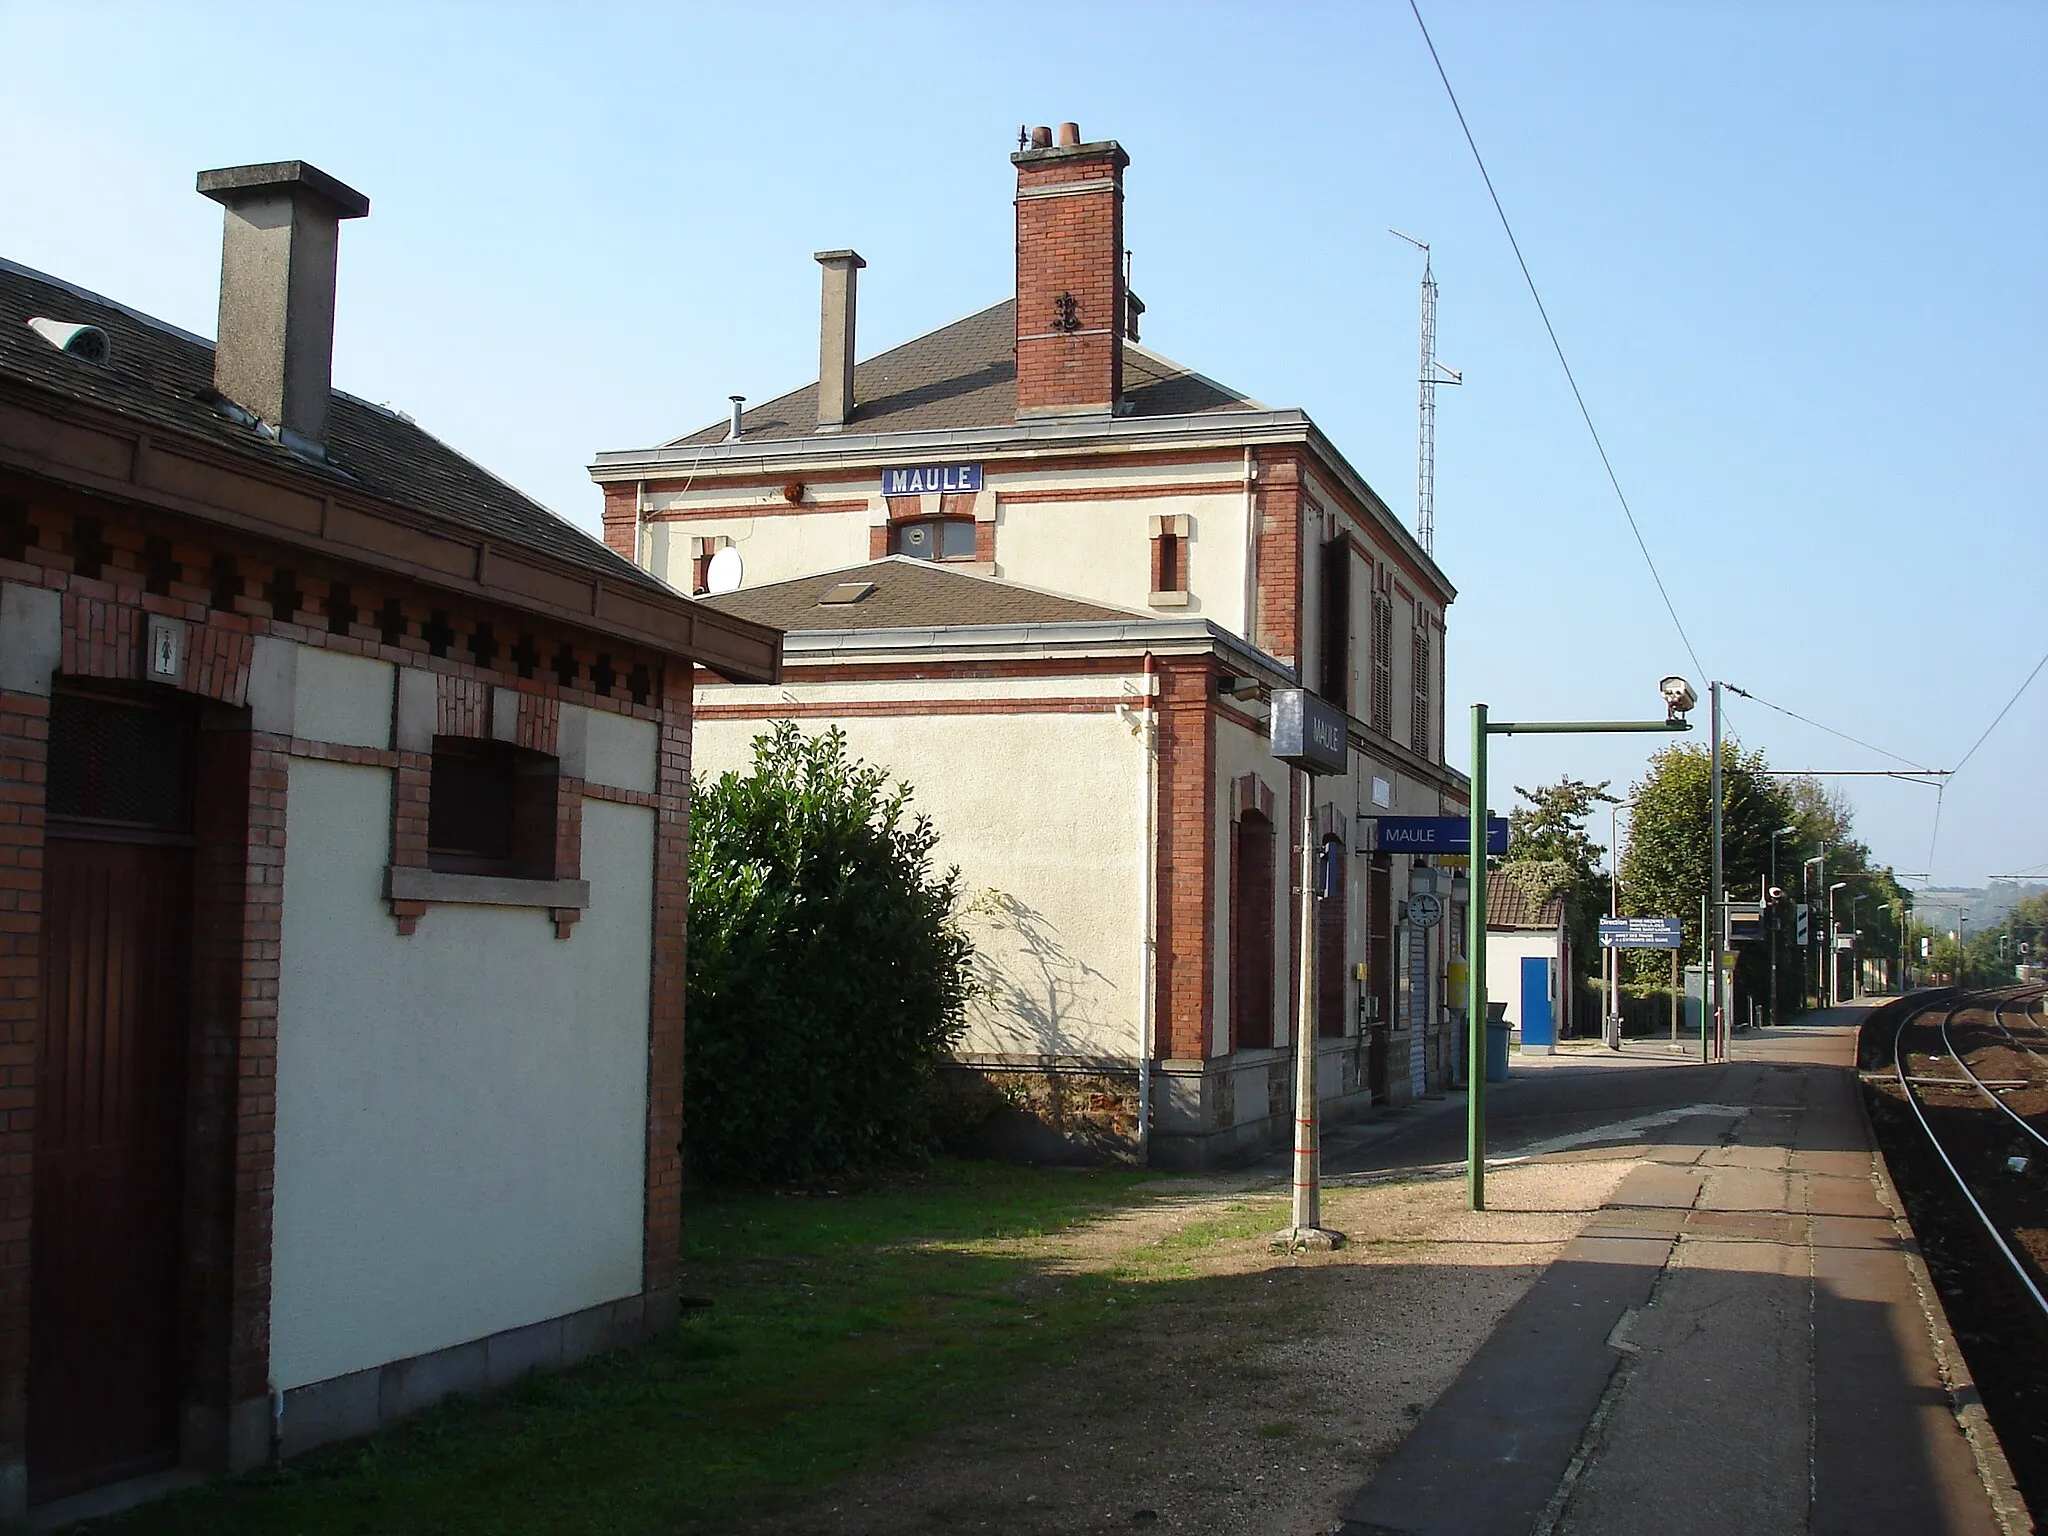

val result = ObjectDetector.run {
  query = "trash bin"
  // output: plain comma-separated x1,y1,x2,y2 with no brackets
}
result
1485,1002,1512,1084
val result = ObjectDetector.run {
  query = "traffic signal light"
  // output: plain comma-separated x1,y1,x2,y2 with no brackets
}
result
1999,934,2010,959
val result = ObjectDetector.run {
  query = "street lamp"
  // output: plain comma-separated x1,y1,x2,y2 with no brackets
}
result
1465,681,1693,1211
1801,847,1828,1008
1768,825,1798,1025
1827,881,1849,1005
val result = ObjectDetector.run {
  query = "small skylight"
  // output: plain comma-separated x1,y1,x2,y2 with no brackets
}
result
818,581,876,606
27,317,110,366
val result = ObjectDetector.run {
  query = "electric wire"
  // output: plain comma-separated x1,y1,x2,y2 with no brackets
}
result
1406,0,1705,684
1923,641,2048,873
1951,643,2048,776
1721,684,1932,772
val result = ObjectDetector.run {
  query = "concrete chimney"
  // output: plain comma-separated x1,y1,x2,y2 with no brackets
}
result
814,249,865,432
196,161,370,452
1011,127,1128,420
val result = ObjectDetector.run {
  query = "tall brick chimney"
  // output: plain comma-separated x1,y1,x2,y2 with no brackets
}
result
1012,122,1128,420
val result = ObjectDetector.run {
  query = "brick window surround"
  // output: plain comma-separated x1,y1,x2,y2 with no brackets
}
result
1148,513,1189,608
688,536,731,597
1228,774,1278,1052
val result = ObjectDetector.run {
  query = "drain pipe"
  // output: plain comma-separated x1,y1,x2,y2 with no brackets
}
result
269,1381,284,1469
1137,651,1159,1159
1240,447,1258,644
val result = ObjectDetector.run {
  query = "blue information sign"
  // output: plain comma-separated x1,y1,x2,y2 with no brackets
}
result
879,463,981,495
1369,815,1508,854
1598,916,1685,950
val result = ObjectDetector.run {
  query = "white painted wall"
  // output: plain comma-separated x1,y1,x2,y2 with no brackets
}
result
1486,929,1561,1030
292,647,394,750
693,704,1147,1062
994,489,1248,626
647,509,874,592
271,761,653,1391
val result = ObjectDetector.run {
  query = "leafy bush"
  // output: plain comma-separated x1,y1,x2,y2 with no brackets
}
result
685,722,974,1185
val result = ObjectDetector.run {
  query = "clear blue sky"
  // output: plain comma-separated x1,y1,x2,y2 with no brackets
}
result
5,1,2042,891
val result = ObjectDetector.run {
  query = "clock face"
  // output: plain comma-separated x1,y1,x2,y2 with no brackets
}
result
1406,892,1444,929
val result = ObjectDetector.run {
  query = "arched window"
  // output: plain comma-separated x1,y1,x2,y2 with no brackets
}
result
1231,810,1276,1050
889,518,976,561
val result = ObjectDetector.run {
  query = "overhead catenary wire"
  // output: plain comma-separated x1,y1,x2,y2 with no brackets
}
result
1406,0,1705,684
1950,643,2048,776
1721,684,1934,773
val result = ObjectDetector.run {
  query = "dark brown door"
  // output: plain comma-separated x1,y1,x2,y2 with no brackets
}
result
31,690,194,1504
1368,855,1393,1102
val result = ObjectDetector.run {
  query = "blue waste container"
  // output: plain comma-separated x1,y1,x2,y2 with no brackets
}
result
1485,1002,1512,1084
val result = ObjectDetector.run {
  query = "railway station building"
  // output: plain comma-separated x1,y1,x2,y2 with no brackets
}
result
591,124,1469,1168
0,162,778,1513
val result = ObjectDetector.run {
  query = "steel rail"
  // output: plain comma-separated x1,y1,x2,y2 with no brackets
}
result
1893,990,2048,1321
1935,990,2048,1153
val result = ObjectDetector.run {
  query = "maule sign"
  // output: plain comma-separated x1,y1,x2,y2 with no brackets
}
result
1368,816,1509,854
879,463,981,496
1270,689,1348,776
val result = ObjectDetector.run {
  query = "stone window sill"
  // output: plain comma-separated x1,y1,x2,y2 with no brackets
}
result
385,866,591,911
1148,590,1190,608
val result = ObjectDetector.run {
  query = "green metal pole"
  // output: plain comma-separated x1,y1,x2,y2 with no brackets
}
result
1467,703,1488,1212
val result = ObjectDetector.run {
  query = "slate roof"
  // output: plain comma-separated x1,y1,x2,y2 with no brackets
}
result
1487,869,1567,931
667,299,1264,448
0,258,666,595
697,556,1148,632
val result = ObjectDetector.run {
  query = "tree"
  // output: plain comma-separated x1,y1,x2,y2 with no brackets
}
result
1617,741,1798,1013
685,722,975,1185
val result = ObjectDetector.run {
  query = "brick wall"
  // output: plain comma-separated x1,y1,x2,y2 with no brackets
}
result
1253,447,1304,666
0,690,46,1458
1153,656,1214,1060
644,668,692,1298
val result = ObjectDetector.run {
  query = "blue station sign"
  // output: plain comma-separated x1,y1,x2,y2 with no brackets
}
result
879,463,981,496
1598,916,1685,950
1368,815,1509,854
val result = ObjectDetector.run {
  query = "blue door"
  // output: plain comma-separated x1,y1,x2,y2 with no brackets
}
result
1520,956,1554,1048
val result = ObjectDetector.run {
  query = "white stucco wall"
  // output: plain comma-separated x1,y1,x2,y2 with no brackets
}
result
693,701,1147,1062
648,508,874,592
1486,930,1561,1030
994,489,1248,627
271,761,654,1391
292,648,395,750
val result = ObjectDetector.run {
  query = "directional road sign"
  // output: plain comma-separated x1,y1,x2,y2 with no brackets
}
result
1598,916,1685,950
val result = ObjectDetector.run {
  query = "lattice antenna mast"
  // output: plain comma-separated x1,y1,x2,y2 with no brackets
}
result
1391,230,1461,557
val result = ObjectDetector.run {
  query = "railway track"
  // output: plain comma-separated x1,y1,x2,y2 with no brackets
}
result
1889,985,2048,1320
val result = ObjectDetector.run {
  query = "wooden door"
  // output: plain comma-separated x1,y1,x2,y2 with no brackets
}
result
1367,856,1393,1102
30,691,194,1504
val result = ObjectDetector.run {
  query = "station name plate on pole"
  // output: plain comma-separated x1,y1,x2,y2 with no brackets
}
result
1271,689,1349,776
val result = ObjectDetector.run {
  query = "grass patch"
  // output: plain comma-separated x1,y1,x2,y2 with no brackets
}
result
88,1161,1164,1536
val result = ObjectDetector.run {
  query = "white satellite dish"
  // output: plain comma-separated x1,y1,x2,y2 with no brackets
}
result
705,546,744,595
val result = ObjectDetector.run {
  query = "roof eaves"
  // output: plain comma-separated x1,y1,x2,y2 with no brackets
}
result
591,406,1313,480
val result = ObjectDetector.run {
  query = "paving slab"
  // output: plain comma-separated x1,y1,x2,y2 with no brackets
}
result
1336,1007,2014,1536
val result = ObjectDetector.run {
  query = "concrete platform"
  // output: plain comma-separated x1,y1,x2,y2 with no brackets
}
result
1336,1005,2032,1536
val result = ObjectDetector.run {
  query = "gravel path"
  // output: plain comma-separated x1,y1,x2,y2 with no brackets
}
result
735,1157,1636,1535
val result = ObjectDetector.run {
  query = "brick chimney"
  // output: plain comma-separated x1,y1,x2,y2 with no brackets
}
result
196,160,370,453
1012,122,1129,419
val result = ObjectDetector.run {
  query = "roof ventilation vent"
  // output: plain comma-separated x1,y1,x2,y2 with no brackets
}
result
27,317,111,365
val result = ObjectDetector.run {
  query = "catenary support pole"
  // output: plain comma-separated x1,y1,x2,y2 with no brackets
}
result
1467,703,1489,1211
1709,681,1724,1061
